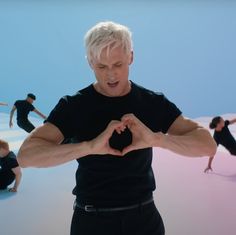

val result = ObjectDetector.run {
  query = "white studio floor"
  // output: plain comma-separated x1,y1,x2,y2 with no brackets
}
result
0,112,236,235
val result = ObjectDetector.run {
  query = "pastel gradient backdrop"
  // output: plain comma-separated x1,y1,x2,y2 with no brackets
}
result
0,0,235,118
1,1,236,235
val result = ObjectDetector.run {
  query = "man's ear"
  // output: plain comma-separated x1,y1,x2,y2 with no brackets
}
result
129,51,134,65
86,56,94,69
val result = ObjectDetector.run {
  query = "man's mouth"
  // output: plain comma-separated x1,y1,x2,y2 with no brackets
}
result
107,81,119,88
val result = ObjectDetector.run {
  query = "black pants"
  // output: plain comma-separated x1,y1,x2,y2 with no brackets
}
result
17,120,35,133
70,202,165,235
0,171,15,189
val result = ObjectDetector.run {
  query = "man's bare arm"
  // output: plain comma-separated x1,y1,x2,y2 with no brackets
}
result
9,166,22,192
121,114,217,157
9,105,16,128
204,155,215,173
229,118,236,125
161,115,217,157
33,109,47,120
17,121,125,168
0,102,8,106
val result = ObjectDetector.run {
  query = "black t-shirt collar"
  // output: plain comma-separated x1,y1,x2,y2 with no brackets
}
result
90,80,134,101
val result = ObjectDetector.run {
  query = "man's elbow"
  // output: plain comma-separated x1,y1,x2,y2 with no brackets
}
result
17,152,45,168
17,149,33,168
205,139,217,157
17,155,29,168
199,129,217,157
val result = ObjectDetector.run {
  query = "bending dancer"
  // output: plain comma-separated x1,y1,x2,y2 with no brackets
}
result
204,116,236,173
0,139,22,192
9,93,47,133
17,21,216,235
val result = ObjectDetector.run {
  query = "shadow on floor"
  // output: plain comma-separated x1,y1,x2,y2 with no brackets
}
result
210,172,236,182
0,189,17,200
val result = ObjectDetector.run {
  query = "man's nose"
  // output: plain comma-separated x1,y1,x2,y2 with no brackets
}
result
107,68,115,78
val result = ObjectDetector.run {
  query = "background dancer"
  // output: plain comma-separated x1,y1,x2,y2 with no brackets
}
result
9,93,47,133
205,116,236,173
0,139,22,192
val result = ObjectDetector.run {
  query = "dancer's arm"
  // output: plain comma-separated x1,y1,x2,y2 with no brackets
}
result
9,166,22,192
9,106,16,128
229,118,236,125
33,109,47,120
204,156,215,173
0,102,8,106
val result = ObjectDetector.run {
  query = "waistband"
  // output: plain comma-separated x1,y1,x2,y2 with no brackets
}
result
74,196,154,213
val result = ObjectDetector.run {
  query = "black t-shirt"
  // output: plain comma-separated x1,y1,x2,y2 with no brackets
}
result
214,120,236,152
14,100,35,121
0,151,18,177
46,81,182,207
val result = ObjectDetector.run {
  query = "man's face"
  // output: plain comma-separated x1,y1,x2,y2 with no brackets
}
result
27,98,34,104
219,118,225,128
90,45,133,97
0,147,8,157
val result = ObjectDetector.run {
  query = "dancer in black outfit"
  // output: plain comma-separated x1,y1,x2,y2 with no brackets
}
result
0,139,22,192
204,116,236,173
9,93,47,133
18,21,216,235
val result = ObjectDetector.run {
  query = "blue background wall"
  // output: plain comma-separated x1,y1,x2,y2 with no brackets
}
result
1,0,235,118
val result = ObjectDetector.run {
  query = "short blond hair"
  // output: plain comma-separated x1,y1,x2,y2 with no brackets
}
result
85,21,133,63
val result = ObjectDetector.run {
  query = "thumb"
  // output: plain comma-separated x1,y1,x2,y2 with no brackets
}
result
122,145,135,155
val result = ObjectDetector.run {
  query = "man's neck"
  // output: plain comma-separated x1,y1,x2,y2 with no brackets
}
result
215,126,223,132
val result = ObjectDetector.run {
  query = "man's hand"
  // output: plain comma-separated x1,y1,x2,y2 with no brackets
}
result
204,166,213,173
9,121,13,128
8,187,17,192
89,120,126,156
121,113,161,155
204,156,214,173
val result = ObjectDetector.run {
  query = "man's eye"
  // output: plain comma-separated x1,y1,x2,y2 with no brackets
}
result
115,64,122,67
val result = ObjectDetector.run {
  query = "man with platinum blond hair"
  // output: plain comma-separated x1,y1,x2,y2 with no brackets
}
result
17,21,217,235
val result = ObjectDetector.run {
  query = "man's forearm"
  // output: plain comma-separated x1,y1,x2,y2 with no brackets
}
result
13,173,22,190
17,137,92,168
158,128,217,157
34,110,47,120
9,110,14,122
230,118,236,125
207,155,214,168
39,113,47,119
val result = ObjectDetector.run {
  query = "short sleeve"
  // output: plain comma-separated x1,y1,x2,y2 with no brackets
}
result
14,100,19,107
160,95,182,133
45,96,74,138
30,104,35,111
225,120,230,126
8,152,19,169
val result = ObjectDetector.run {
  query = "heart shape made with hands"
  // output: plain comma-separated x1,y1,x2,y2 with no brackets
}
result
109,126,133,152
